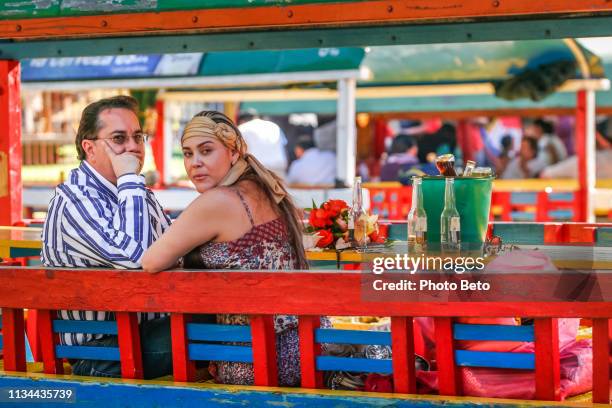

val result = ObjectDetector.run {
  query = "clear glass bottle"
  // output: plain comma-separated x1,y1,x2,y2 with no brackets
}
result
440,177,461,253
349,177,368,249
463,160,476,176
407,176,427,253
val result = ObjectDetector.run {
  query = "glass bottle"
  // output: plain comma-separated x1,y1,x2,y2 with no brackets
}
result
407,176,427,253
472,167,493,177
463,160,476,176
435,154,458,177
440,177,461,253
349,177,368,249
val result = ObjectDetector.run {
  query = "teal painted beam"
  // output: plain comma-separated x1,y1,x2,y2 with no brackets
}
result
242,92,589,115
596,227,612,247
308,260,340,270
3,16,612,59
0,1,364,20
9,248,40,258
492,223,545,245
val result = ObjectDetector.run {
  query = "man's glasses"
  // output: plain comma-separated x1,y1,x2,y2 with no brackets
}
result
94,133,149,146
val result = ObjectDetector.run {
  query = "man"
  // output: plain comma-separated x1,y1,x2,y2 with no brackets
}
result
380,134,432,183
287,135,336,185
41,95,172,379
237,111,288,178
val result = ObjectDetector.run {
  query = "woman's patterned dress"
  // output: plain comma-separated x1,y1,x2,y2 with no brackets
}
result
183,189,328,386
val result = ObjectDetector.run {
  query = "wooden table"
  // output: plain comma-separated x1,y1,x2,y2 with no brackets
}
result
2,226,610,269
306,242,612,269
0,226,41,259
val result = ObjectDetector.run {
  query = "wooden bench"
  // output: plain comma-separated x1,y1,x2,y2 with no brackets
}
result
0,267,610,405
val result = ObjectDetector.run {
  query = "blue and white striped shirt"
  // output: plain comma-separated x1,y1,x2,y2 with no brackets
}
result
41,161,171,345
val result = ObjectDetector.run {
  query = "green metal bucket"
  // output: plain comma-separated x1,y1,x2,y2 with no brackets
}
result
421,176,493,244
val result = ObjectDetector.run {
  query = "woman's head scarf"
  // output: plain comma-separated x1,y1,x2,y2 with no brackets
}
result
182,113,286,203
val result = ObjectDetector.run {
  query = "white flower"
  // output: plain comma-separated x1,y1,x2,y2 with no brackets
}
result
303,233,320,250
335,237,351,250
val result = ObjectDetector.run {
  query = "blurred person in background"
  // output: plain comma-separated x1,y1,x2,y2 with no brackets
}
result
501,137,540,179
416,123,457,164
483,134,515,175
380,134,436,184
541,119,612,179
238,110,288,178
524,118,567,175
287,135,336,185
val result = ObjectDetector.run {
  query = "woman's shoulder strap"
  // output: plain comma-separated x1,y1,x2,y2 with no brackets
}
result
234,188,255,227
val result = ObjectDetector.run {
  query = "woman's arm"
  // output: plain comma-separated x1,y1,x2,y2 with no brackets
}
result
142,188,233,272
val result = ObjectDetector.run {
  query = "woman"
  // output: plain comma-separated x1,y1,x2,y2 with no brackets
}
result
142,111,314,386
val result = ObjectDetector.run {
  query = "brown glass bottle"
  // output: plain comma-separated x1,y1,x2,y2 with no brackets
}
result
435,154,457,177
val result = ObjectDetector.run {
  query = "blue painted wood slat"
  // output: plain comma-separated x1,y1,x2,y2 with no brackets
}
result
455,350,535,370
55,345,121,361
187,323,252,342
316,356,393,373
548,192,574,202
188,343,253,363
453,324,534,342
548,209,573,220
315,329,391,345
53,320,118,335
510,192,537,205
510,212,536,221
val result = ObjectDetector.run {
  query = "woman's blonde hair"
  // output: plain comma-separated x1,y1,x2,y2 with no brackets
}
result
191,111,308,269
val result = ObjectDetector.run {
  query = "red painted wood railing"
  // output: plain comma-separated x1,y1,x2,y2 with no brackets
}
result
0,267,610,402
368,186,581,222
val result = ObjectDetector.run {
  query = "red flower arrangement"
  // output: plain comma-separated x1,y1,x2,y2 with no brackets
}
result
305,199,385,250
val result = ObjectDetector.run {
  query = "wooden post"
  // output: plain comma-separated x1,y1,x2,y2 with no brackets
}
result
298,315,322,388
153,100,166,187
592,318,610,404
170,313,196,382
536,192,549,222
336,77,357,187
2,308,26,372
576,89,596,223
0,60,22,226
250,315,278,387
534,318,560,400
25,309,42,362
116,312,144,379
391,316,416,393
434,317,460,396
37,309,63,374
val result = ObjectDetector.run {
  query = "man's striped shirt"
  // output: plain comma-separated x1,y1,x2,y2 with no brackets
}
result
41,161,171,345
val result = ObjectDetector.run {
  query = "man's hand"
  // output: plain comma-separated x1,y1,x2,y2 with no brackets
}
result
103,141,143,177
